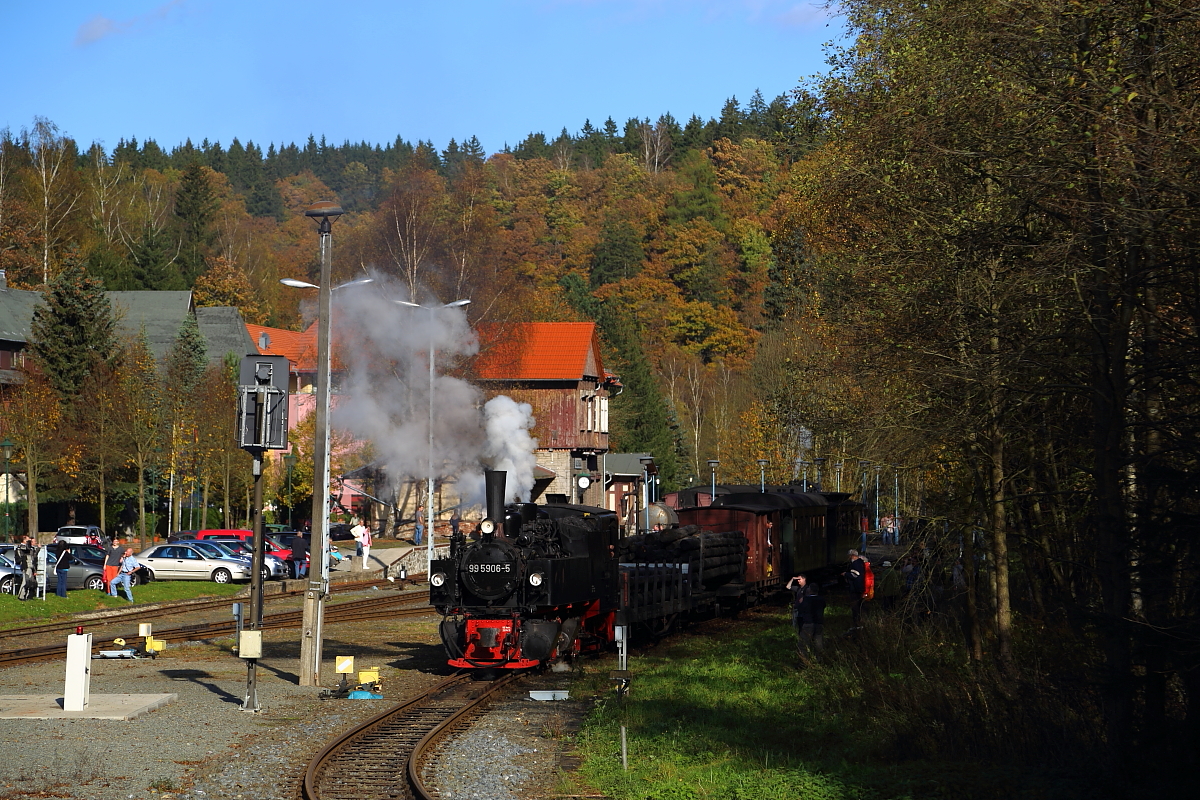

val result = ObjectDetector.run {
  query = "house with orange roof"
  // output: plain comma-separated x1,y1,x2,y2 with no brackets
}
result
473,321,621,505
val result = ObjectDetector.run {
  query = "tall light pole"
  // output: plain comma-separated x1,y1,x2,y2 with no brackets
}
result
639,456,654,532
800,460,810,492
1,438,13,543
395,298,471,573
874,463,883,532
835,460,844,492
893,465,901,545
707,459,719,505
757,459,769,493
284,452,297,531
292,201,344,687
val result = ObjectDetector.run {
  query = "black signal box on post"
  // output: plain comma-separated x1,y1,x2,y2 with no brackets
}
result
237,355,290,451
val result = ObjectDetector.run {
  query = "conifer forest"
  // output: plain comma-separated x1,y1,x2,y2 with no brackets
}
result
1,0,1199,789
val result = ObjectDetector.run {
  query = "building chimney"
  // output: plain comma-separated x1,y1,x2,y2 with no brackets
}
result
258,331,270,350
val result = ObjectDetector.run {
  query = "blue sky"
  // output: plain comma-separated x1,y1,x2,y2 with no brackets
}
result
3,1,845,156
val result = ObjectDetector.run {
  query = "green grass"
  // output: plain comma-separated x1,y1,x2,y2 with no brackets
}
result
0,581,244,627
571,604,1102,800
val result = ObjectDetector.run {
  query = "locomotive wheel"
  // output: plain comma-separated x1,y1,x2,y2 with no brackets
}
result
645,613,678,638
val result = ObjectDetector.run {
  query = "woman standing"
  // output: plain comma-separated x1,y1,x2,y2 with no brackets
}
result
53,542,75,598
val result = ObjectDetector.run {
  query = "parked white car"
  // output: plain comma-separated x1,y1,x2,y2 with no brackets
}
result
135,544,252,583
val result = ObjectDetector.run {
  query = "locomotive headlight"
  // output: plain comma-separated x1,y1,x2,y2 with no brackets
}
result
430,572,446,587
480,518,496,535
529,572,544,587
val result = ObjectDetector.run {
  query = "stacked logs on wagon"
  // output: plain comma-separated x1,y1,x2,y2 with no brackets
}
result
617,525,747,586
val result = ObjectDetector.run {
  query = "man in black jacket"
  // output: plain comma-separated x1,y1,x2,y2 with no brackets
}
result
844,549,867,629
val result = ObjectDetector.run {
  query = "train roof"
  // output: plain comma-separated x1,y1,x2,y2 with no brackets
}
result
712,491,829,511
536,503,617,520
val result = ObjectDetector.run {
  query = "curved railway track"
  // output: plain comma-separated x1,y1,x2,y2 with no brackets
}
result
303,671,520,800
0,590,433,667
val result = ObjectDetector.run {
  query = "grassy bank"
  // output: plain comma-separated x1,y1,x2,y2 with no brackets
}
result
0,581,243,627
570,602,1105,800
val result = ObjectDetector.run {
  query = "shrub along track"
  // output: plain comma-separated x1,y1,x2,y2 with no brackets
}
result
0,589,434,667
302,671,521,800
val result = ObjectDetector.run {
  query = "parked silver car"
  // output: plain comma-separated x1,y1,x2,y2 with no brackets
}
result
135,544,252,584
0,554,20,594
173,539,287,581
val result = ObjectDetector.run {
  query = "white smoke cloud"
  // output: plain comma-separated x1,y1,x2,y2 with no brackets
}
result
483,396,540,502
327,271,538,513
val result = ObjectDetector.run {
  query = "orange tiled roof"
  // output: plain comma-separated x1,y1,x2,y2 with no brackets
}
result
246,323,318,371
475,322,603,381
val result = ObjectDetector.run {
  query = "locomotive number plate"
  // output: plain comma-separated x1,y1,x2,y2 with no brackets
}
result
467,563,512,573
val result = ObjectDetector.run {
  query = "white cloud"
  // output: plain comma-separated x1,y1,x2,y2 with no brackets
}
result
74,0,186,47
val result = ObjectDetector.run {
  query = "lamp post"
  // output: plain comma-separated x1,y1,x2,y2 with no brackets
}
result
1,438,13,542
800,460,810,492
284,453,297,531
639,456,654,532
756,459,769,493
293,200,343,687
874,464,883,532
893,466,901,546
395,298,471,574
706,459,719,505
835,460,844,492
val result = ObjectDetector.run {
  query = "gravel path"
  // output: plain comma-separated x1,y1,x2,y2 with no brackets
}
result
0,592,596,800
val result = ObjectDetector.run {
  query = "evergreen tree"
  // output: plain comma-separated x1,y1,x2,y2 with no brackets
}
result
165,313,208,395
174,162,217,285
665,150,724,228
714,96,744,141
589,218,644,287
83,242,137,291
131,228,186,290
28,254,118,399
514,132,551,161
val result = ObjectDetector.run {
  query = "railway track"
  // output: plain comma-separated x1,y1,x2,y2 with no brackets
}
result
303,671,520,800
0,576,418,641
0,591,434,667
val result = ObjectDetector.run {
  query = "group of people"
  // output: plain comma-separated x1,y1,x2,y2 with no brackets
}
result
9,535,137,601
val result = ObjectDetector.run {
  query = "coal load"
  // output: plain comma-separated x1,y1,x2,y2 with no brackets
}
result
617,525,746,587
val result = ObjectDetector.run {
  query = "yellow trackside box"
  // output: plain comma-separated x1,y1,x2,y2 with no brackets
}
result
144,636,166,653
358,668,380,685
335,655,355,674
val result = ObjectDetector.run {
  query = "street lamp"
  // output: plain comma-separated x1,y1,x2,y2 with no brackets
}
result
639,456,655,532
290,200,344,687
874,464,883,532
395,298,471,574
835,460,844,492
2,438,14,542
756,459,769,493
799,460,810,492
706,459,719,505
283,452,297,531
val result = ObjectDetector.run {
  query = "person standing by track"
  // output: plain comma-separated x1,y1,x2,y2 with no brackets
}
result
15,535,39,601
845,549,868,629
104,537,124,592
52,541,75,598
786,574,826,665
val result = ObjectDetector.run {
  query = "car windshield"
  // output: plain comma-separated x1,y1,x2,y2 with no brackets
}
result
213,541,251,555
265,534,287,549
189,541,236,559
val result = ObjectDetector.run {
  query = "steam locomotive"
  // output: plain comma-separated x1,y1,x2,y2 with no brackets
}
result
428,472,864,670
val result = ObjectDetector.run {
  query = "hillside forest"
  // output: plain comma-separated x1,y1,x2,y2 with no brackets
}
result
1,0,1199,784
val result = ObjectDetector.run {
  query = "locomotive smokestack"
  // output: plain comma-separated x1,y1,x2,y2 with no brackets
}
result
485,470,507,534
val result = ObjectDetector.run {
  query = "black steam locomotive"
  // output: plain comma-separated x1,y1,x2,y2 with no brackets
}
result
429,471,863,670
